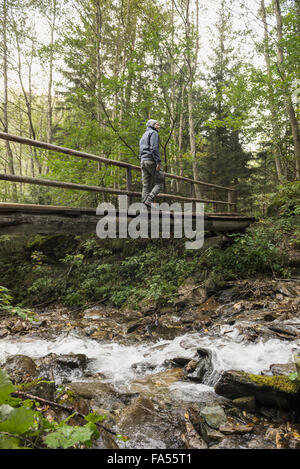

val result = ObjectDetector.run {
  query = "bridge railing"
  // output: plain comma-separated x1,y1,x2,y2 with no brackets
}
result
0,131,237,213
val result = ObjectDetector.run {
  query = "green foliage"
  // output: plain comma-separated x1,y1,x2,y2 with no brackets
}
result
0,368,118,449
44,422,100,449
0,286,36,322
267,182,300,217
0,208,297,312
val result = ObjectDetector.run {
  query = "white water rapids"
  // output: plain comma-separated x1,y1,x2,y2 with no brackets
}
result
0,326,299,395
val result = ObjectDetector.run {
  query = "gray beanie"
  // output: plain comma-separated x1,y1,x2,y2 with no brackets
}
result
146,119,158,128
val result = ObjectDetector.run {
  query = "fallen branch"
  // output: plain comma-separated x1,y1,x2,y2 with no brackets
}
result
12,390,117,437
0,431,44,449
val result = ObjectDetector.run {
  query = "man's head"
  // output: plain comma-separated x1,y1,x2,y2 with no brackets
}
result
147,119,160,131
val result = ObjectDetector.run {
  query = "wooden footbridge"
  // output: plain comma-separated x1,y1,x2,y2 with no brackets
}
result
0,132,254,236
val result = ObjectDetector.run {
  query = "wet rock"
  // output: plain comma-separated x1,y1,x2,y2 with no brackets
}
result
22,379,56,401
67,380,136,411
193,413,225,446
3,355,38,384
55,353,87,369
232,396,256,413
131,360,157,374
167,357,192,368
219,423,254,435
181,412,208,449
215,370,300,410
184,359,198,374
268,363,297,376
36,353,88,384
267,322,300,339
199,405,227,429
130,368,184,394
185,348,213,382
84,326,97,336
0,328,9,338
116,394,185,449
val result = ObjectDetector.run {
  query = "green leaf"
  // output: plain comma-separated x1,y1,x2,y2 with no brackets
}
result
0,407,34,435
0,369,15,404
84,412,106,423
0,404,15,420
0,406,35,435
0,434,20,449
45,423,99,449
288,372,298,381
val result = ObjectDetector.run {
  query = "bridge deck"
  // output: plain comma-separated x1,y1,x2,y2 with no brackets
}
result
0,203,255,236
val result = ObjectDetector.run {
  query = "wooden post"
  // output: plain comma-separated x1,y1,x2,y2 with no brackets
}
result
126,167,132,206
227,190,236,213
190,182,196,212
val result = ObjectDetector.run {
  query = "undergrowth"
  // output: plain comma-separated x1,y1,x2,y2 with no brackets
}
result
0,211,298,311
0,368,123,449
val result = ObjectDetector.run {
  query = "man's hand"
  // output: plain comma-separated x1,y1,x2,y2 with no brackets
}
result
156,164,161,171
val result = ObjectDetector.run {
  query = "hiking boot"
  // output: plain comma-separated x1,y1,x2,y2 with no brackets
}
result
143,200,158,210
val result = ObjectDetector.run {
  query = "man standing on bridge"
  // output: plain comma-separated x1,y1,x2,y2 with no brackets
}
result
139,119,164,208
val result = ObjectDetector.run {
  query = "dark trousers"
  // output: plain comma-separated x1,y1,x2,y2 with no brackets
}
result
141,160,164,203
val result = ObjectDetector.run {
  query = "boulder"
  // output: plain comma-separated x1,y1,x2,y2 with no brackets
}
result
116,394,185,449
36,353,88,384
67,380,135,411
21,379,56,401
3,355,38,384
215,370,300,410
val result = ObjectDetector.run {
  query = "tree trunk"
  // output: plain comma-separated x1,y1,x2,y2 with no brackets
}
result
260,0,284,181
185,0,201,195
2,0,17,200
274,0,300,180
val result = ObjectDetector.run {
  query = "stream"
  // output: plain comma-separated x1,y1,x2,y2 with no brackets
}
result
0,329,298,390
1,277,300,449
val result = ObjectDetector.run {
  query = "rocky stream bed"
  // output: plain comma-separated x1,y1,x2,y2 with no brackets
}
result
1,277,300,449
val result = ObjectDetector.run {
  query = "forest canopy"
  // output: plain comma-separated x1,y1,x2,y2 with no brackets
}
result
0,0,299,214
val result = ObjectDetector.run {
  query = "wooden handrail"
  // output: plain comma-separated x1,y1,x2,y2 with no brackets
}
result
0,131,236,192
0,173,234,205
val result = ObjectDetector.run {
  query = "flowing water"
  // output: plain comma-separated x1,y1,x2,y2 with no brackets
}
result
1,324,300,449
0,327,298,394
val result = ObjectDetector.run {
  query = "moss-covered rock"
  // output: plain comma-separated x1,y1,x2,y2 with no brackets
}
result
215,370,300,410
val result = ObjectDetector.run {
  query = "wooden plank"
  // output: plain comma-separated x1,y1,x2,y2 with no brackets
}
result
0,211,254,236
0,202,96,214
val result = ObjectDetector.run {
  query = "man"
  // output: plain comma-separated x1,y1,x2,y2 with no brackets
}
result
139,119,165,207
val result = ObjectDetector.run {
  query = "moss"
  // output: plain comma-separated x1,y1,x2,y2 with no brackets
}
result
248,373,300,394
16,378,53,392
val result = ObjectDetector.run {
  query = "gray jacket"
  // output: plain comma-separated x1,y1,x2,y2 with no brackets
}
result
139,126,161,164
